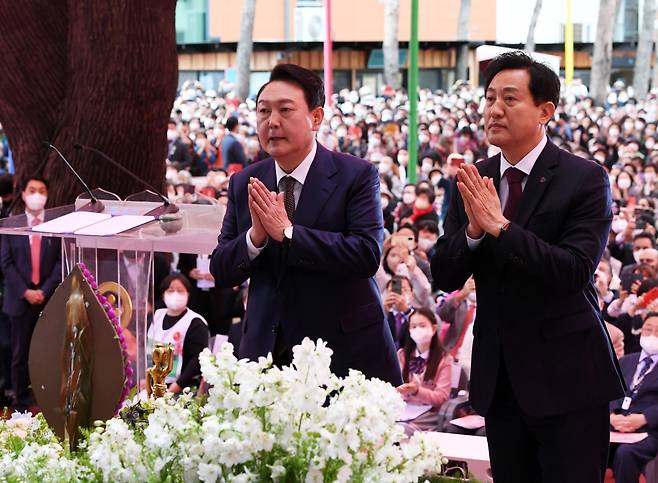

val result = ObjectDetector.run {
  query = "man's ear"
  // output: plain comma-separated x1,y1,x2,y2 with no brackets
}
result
310,106,324,131
539,101,556,125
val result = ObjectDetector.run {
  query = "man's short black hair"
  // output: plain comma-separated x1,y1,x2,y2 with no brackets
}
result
484,51,560,108
256,63,325,110
634,231,656,245
417,220,440,235
225,116,239,132
22,176,48,192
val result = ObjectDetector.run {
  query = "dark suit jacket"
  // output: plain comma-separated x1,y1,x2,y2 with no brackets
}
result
1,225,61,317
611,352,658,437
211,143,402,386
221,133,247,168
431,140,625,417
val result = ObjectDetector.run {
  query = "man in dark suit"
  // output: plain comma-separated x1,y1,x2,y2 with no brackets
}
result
211,64,401,386
221,116,248,172
431,51,625,482
609,312,658,482
1,177,61,411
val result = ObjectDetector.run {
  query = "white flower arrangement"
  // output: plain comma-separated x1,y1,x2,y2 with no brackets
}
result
0,338,448,482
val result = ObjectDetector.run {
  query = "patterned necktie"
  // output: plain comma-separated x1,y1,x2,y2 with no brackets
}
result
503,167,525,220
408,356,427,375
30,217,42,285
636,356,654,386
394,312,406,339
280,176,296,222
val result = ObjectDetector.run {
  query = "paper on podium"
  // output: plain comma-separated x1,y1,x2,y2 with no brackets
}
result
450,414,486,430
610,432,649,444
74,215,155,236
398,403,432,422
32,212,111,234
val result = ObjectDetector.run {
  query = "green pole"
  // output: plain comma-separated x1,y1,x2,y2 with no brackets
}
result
407,0,419,184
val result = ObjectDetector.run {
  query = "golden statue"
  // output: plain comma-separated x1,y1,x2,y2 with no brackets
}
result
146,343,174,398
60,272,93,450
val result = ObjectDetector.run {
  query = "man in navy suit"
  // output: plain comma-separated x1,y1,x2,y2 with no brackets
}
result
211,64,401,386
1,177,61,411
609,313,658,482
432,52,624,482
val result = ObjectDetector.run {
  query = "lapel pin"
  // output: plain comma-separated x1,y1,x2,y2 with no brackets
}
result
539,177,547,183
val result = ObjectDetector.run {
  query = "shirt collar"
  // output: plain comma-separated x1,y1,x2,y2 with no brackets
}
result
274,140,317,186
414,349,430,360
499,134,547,178
26,211,44,225
639,350,658,365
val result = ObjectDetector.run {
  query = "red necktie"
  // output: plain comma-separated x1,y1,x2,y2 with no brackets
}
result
30,218,42,285
503,167,525,220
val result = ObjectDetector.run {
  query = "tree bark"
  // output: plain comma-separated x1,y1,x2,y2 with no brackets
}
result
236,0,257,101
455,0,472,82
525,0,543,53
382,0,401,89
633,0,656,100
590,0,618,106
0,1,178,208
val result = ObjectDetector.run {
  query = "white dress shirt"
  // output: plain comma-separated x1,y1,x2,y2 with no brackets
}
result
246,140,318,260
466,135,547,250
632,350,658,388
26,210,45,246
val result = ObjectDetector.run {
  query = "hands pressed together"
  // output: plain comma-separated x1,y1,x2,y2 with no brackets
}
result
24,288,45,305
456,164,509,239
247,177,292,247
610,412,647,433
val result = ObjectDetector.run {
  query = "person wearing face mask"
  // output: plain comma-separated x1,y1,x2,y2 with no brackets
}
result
221,116,248,173
397,183,417,223
408,188,439,227
167,120,193,170
396,308,453,435
608,313,658,483
1,177,61,411
380,190,396,234
417,220,440,260
147,274,209,394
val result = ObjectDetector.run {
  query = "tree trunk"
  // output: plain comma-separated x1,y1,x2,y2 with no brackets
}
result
455,0,472,82
525,0,543,52
633,0,656,100
0,0,178,208
382,0,400,89
590,0,618,106
236,0,257,101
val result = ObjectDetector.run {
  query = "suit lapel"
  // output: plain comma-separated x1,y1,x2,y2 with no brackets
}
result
292,143,338,228
515,140,559,227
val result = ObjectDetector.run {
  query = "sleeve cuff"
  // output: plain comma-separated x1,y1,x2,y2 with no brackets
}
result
465,229,485,251
246,228,267,261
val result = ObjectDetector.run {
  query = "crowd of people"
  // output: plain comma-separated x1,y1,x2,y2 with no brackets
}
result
3,70,658,477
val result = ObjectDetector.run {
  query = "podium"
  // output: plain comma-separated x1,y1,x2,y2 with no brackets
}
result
0,197,225,386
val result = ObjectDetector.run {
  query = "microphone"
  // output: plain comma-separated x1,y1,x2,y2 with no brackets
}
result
74,144,178,217
43,142,104,213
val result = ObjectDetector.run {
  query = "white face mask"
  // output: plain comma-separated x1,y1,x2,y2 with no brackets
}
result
381,197,389,210
24,193,47,212
410,327,434,347
418,237,437,253
402,193,416,205
167,129,178,142
640,335,658,355
611,218,628,234
164,291,188,311
467,292,477,304
618,177,632,190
